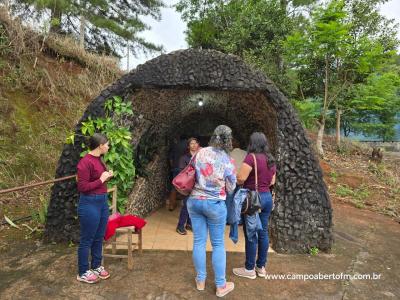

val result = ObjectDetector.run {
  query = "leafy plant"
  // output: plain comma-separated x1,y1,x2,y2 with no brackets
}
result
336,184,370,209
310,246,319,256
292,98,323,130
336,185,353,197
31,194,48,225
68,96,135,213
329,171,338,183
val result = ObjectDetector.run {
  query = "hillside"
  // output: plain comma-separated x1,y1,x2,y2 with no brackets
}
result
0,11,122,235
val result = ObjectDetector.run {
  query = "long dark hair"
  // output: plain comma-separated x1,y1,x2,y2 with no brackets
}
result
87,133,108,150
247,132,275,169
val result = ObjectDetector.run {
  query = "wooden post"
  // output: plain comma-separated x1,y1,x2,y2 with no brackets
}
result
127,228,133,270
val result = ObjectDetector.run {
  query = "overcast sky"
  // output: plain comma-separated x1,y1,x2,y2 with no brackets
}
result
121,0,400,71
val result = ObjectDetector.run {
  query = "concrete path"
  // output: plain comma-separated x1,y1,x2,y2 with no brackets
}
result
120,204,273,253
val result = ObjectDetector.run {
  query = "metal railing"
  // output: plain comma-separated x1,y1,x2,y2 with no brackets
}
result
0,175,76,195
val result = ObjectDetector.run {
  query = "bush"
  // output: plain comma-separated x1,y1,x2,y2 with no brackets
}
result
68,96,135,213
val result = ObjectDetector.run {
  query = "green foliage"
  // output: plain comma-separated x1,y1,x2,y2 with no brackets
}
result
0,24,11,57
347,71,400,141
292,98,323,129
284,0,399,147
31,194,48,225
336,184,370,208
309,246,319,256
329,171,338,183
176,0,316,93
336,185,354,197
70,95,135,213
12,0,164,56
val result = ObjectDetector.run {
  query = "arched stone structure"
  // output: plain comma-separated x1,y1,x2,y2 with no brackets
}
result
44,49,333,253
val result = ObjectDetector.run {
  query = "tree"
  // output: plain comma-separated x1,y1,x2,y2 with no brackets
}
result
175,0,317,94
285,0,399,154
285,0,352,156
10,0,165,56
347,70,400,141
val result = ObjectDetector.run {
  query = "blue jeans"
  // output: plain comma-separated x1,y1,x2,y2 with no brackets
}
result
177,197,191,229
187,198,227,288
242,192,273,270
77,194,109,276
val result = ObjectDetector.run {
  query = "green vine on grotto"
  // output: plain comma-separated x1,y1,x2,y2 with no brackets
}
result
66,96,135,213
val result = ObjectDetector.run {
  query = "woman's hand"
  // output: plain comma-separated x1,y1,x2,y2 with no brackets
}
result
100,171,113,183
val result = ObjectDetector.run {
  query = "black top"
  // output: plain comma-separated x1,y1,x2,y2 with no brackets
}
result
178,153,193,171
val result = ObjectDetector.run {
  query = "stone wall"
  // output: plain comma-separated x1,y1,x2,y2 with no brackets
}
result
45,49,333,253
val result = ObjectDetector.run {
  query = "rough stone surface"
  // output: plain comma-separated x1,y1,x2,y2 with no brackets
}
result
45,49,333,253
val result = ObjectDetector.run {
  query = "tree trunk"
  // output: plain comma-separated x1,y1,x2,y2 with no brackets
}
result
316,118,325,157
4,0,10,12
280,0,288,11
316,55,330,157
79,15,85,49
50,6,62,34
126,42,130,72
336,107,341,147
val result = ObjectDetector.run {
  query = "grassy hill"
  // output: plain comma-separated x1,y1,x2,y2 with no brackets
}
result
0,11,122,235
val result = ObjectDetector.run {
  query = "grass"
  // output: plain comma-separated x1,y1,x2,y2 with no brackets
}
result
329,171,338,183
336,184,370,209
0,16,122,227
0,20,121,188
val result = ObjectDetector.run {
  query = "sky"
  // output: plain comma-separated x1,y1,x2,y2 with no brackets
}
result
121,0,400,71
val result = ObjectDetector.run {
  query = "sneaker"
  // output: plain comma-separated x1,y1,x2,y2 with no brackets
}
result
216,282,234,297
92,266,110,280
195,279,205,291
232,267,257,279
176,227,187,235
185,224,192,231
76,270,99,284
255,266,266,278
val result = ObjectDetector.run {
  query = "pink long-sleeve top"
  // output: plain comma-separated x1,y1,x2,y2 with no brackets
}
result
76,154,107,194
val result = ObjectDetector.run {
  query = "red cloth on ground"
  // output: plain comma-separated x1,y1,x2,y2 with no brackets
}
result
104,213,147,241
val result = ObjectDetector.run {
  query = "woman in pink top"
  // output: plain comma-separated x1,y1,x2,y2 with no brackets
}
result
76,133,113,284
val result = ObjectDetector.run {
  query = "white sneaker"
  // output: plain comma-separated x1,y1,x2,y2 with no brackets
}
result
255,266,266,277
76,270,99,284
233,267,257,279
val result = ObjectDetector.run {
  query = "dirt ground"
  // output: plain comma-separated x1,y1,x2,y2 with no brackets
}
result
0,200,399,300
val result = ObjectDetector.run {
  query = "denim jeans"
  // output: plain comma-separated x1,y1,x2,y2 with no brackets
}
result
177,197,191,229
77,193,108,276
187,198,227,288
242,192,273,270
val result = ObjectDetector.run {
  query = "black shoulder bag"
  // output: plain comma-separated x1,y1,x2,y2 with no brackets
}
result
241,153,262,215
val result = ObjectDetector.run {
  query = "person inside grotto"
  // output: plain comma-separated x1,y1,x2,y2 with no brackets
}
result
176,137,201,235
167,136,188,211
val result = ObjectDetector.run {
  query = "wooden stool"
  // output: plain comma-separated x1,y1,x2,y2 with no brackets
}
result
102,186,143,269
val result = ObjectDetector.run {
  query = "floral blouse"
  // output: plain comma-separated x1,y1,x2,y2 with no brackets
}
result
190,146,237,200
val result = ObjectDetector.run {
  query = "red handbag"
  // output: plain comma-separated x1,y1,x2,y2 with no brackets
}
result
172,154,197,196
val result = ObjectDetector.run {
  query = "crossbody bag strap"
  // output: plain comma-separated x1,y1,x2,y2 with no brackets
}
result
251,153,258,192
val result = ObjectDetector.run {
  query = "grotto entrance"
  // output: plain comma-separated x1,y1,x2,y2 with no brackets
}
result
129,104,276,217
45,48,333,253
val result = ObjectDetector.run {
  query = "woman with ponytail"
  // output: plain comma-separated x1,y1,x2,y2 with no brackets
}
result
76,133,113,284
